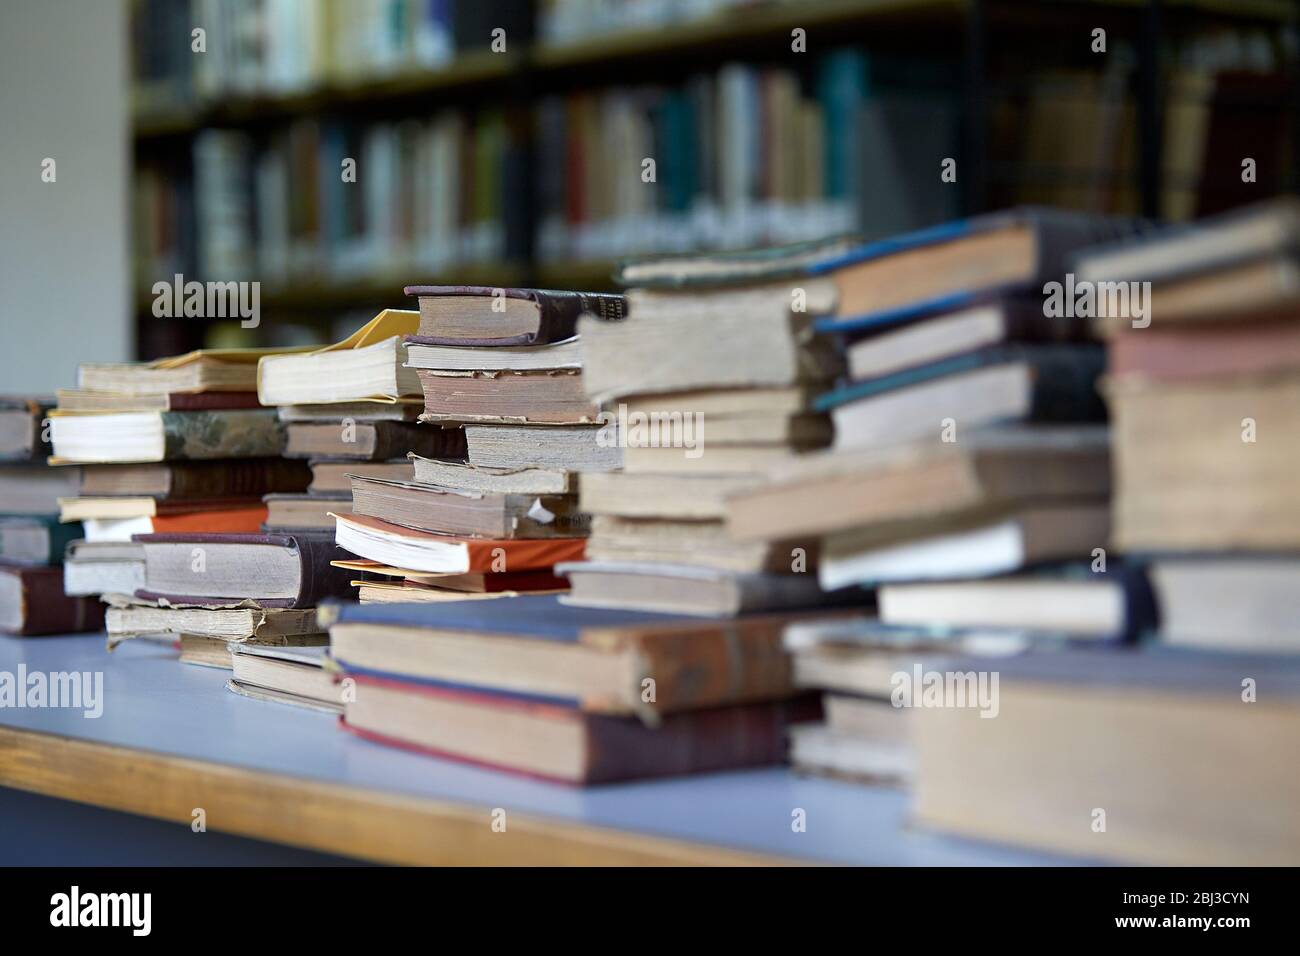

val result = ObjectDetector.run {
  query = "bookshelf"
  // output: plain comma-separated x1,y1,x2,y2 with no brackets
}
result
129,0,1300,358
0,633,1079,866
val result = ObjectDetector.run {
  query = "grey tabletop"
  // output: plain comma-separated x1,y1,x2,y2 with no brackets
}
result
0,632,1085,865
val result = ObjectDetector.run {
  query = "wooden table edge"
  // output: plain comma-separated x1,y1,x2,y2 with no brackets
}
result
0,726,800,866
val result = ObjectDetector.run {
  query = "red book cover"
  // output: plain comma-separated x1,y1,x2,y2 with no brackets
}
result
0,563,105,636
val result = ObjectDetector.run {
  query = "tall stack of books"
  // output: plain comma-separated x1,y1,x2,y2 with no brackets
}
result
321,286,623,603
47,348,347,663
0,397,103,635
721,208,1147,782
256,310,459,536
1079,198,1300,654
559,242,866,618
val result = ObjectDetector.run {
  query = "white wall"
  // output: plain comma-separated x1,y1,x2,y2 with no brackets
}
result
0,0,130,394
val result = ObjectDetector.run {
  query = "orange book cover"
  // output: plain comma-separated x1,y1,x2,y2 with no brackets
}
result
149,505,268,535
336,513,586,572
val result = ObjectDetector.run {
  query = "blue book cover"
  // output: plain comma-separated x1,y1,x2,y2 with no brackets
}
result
325,593,694,644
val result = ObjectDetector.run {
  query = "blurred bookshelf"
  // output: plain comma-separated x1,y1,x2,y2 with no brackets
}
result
130,0,1300,358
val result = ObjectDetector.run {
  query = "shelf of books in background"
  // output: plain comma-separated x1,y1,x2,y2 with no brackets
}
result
46,348,352,671
0,399,103,636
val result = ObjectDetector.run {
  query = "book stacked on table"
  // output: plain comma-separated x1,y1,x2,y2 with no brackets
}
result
0,397,103,635
557,246,857,617
1080,198,1300,655
316,287,625,603
256,310,461,535
721,209,1149,782
49,349,311,546
322,595,846,784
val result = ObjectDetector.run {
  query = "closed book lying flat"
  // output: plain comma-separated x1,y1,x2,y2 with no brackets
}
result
812,207,1148,333
464,424,620,472
408,455,572,495
0,515,82,565
309,458,414,495
105,603,323,641
404,285,626,346
416,369,600,425
134,531,354,608
349,475,585,539
581,471,765,521
0,562,105,635
333,513,585,574
79,345,309,396
726,425,1110,542
277,402,422,422
557,560,860,618
1149,557,1300,654
879,567,1156,639
55,389,265,413
327,594,842,714
48,409,285,464
816,345,1106,451
77,458,310,499
343,675,816,785
285,421,465,461
330,559,567,593
58,496,264,522
845,298,1087,383
819,504,1111,589
615,234,858,288
228,644,340,713
352,581,560,604
63,541,146,597
404,336,583,371
257,310,423,405
264,494,350,531
179,632,328,669
0,396,53,460
578,285,842,404
913,649,1300,864
82,506,268,543
0,464,80,515
1108,317,1300,383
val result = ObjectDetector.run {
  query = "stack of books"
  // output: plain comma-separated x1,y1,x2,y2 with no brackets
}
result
0,397,103,635
47,347,351,663
721,208,1148,781
323,595,834,784
1080,198,1300,654
255,310,459,535
559,243,860,617
323,286,624,603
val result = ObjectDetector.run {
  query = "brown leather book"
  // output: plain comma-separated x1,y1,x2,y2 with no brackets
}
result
0,562,105,635
342,674,820,785
78,458,311,499
1109,317,1300,383
403,285,626,346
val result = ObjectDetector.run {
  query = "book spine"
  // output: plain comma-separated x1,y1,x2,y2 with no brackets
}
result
372,423,467,461
290,533,362,608
581,698,819,784
165,458,311,499
5,567,105,636
530,290,627,344
1026,345,1108,423
160,409,287,460
618,619,795,713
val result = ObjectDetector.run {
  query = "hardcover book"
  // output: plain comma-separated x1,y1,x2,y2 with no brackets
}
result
134,530,355,608
404,285,626,346
0,561,105,635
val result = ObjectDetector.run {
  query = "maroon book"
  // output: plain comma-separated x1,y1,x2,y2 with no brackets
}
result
0,562,105,636
133,531,355,609
341,673,820,785
404,285,626,346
